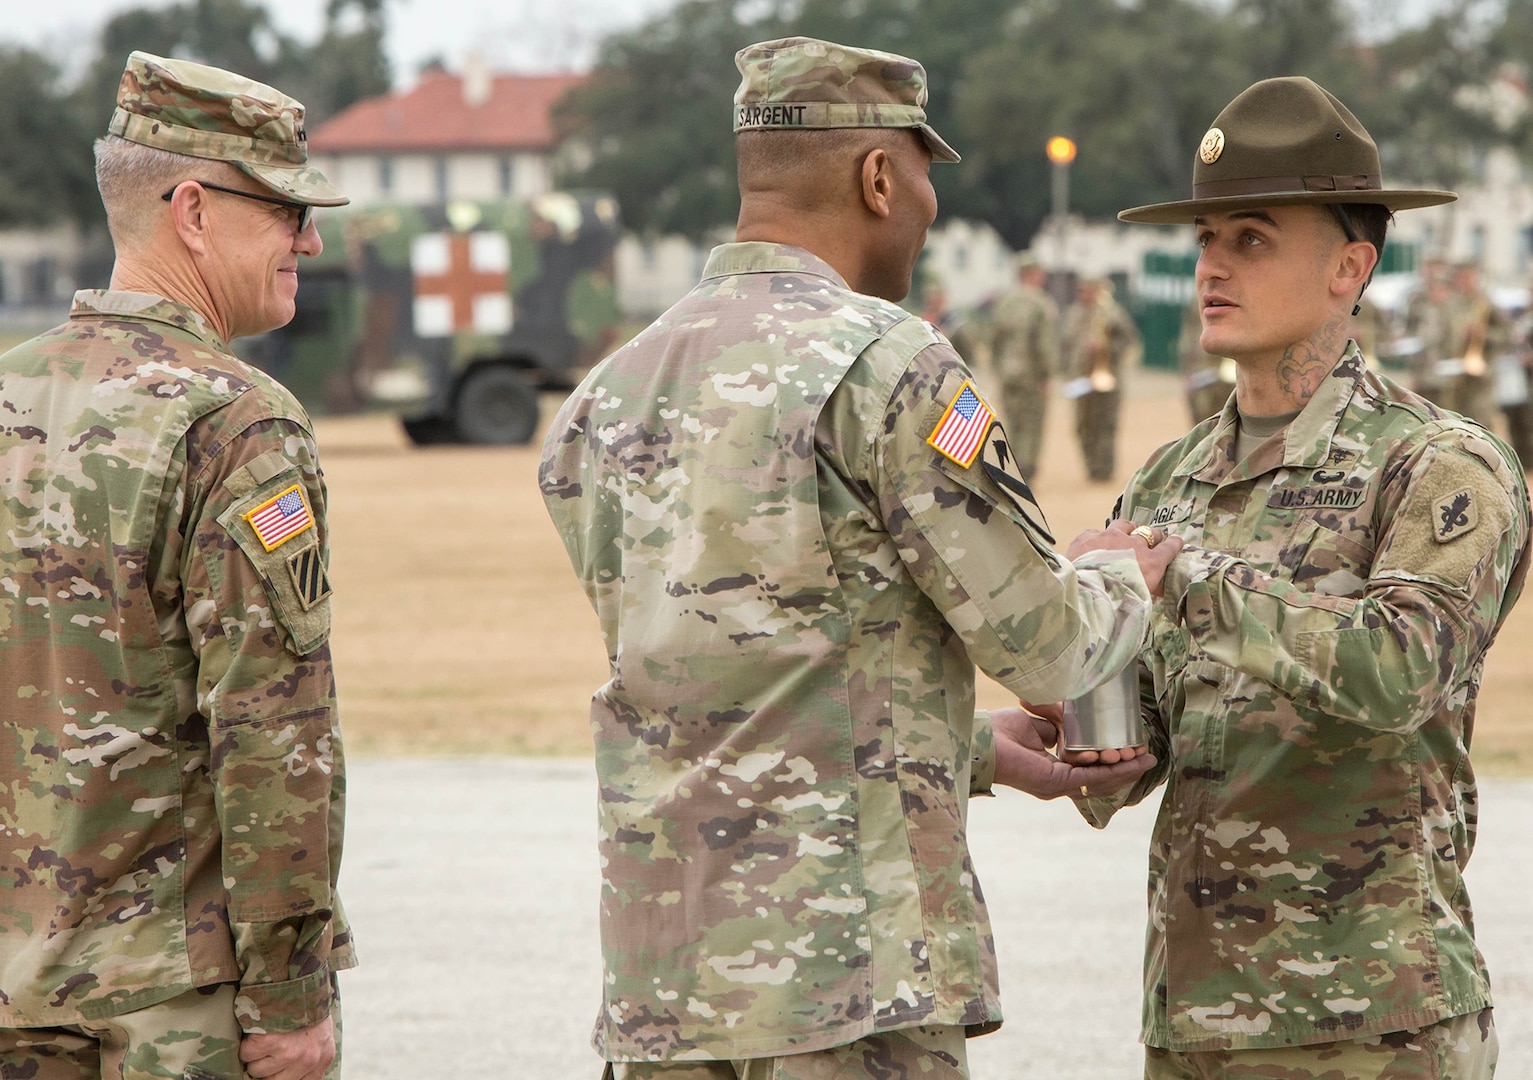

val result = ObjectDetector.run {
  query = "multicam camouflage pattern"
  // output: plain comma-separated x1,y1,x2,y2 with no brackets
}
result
607,1023,966,1079
1082,343,1531,1052
0,980,344,1079
1145,1008,1497,1078
0,291,353,1031
1062,286,1141,482
988,279,1060,482
732,38,959,162
540,242,1152,1061
109,50,346,206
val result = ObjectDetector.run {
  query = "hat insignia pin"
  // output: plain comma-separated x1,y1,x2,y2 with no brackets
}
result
1199,127,1225,165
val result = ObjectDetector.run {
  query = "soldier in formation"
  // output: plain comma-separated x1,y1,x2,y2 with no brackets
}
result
989,252,1060,481
1093,75,1527,1077
1062,275,1141,482
540,34,1182,1079
1176,291,1235,424
0,53,353,1080
1408,257,1512,428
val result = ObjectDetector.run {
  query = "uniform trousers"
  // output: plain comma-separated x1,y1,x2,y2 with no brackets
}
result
0,981,342,1080
1144,1008,1496,1080
1074,387,1121,483
604,1024,967,1080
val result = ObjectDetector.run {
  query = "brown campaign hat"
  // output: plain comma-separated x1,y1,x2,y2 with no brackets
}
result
1119,76,1453,223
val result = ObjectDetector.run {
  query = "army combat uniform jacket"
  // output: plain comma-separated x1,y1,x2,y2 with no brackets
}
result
1085,344,1530,1052
541,243,1152,1061
0,292,353,1032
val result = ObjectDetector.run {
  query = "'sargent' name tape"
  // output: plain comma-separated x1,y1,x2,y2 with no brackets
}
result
736,104,810,127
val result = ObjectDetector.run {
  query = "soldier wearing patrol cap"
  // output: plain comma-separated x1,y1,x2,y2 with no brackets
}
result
0,53,352,1080
542,35,1183,1079
1076,76,1529,1078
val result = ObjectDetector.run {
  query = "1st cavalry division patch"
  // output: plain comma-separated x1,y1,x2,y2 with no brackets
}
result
928,380,995,468
245,483,315,552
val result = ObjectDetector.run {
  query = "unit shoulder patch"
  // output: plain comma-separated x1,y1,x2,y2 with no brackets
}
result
1435,490,1478,543
287,544,333,611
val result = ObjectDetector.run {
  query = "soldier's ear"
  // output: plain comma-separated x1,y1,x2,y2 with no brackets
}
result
165,182,215,257
859,148,893,219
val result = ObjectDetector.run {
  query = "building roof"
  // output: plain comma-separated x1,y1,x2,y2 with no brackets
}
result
311,68,586,154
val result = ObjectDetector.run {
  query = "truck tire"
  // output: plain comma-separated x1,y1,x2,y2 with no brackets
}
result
453,365,540,445
400,415,458,446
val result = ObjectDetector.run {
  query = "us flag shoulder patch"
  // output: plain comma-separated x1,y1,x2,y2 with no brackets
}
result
927,380,994,468
245,484,315,552
287,544,332,611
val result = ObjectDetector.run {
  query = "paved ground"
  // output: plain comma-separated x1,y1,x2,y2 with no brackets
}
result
337,759,1532,1079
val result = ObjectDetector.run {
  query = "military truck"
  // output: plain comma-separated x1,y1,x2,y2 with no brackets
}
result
242,191,622,445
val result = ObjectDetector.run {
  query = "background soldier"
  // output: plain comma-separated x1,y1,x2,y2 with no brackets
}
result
1176,292,1234,424
1098,75,1527,1078
0,53,352,1080
1062,275,1141,482
1506,289,1533,469
541,35,1179,1080
1404,254,1453,402
1440,259,1511,427
989,252,1060,481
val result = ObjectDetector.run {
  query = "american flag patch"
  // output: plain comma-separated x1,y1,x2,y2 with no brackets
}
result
927,381,995,468
245,484,315,552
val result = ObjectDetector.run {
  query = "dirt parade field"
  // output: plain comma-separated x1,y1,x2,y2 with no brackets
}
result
315,363,1533,772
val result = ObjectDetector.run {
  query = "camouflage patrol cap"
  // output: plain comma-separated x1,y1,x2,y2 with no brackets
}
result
733,37,960,163
109,51,347,207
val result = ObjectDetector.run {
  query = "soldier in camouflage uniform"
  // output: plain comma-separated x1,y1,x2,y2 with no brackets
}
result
540,36,1183,1080
1062,276,1142,482
0,53,353,1080
989,252,1060,482
1096,76,1530,1077
1176,293,1235,426
1438,261,1512,428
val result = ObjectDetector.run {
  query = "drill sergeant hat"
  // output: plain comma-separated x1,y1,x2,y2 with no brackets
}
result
1119,76,1453,223
109,50,348,207
733,36,960,163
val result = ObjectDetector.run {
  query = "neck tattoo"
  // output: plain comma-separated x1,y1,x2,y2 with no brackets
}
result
1277,318,1344,401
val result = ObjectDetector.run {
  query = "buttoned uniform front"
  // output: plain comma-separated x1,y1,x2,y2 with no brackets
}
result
0,291,354,1034
1080,344,1530,1053
540,242,1153,1063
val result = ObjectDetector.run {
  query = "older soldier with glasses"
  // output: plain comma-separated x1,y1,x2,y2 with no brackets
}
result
1072,76,1530,1079
0,52,351,1080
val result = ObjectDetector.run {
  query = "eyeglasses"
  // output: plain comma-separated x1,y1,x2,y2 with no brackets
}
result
161,181,314,232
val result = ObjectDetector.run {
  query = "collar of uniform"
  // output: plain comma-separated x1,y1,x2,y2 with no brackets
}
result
1171,340,1368,484
700,241,849,288
69,289,229,353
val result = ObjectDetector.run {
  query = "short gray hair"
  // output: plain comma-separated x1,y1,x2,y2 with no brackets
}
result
94,134,238,247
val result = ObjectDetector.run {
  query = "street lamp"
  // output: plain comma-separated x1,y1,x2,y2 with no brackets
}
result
1046,135,1076,266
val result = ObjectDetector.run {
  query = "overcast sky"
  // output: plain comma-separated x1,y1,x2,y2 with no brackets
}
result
10,0,683,84
12,0,1452,85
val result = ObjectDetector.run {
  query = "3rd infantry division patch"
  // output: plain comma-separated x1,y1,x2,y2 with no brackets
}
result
287,545,332,611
